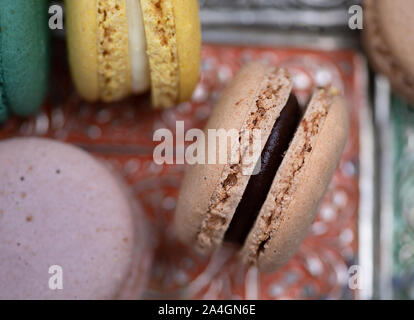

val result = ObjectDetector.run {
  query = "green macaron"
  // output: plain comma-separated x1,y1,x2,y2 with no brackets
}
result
0,0,49,123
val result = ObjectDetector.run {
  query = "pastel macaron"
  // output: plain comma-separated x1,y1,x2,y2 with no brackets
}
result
364,0,414,104
65,0,201,109
0,138,151,299
0,0,49,123
175,63,349,272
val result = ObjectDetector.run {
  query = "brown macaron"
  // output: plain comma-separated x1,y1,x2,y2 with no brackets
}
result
174,62,349,273
364,0,414,104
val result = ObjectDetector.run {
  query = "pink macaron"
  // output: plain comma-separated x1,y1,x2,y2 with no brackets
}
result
0,137,151,299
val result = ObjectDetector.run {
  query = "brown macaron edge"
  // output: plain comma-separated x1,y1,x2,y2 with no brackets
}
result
241,88,350,272
174,62,293,253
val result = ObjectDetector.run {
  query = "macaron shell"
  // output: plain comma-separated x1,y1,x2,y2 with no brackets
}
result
0,138,136,299
172,0,201,102
364,0,414,103
242,89,350,272
0,0,49,117
107,175,152,300
140,0,179,108
376,0,414,78
175,63,266,249
174,63,293,253
65,0,99,102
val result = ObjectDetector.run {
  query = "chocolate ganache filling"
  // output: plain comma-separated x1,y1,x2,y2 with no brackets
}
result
224,94,302,245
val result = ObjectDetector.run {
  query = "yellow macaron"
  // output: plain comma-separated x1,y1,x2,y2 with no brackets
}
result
65,0,201,109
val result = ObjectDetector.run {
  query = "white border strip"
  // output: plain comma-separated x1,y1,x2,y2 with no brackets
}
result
357,56,375,300
375,76,393,299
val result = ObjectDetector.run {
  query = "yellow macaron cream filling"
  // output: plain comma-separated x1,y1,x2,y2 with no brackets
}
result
126,0,150,94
